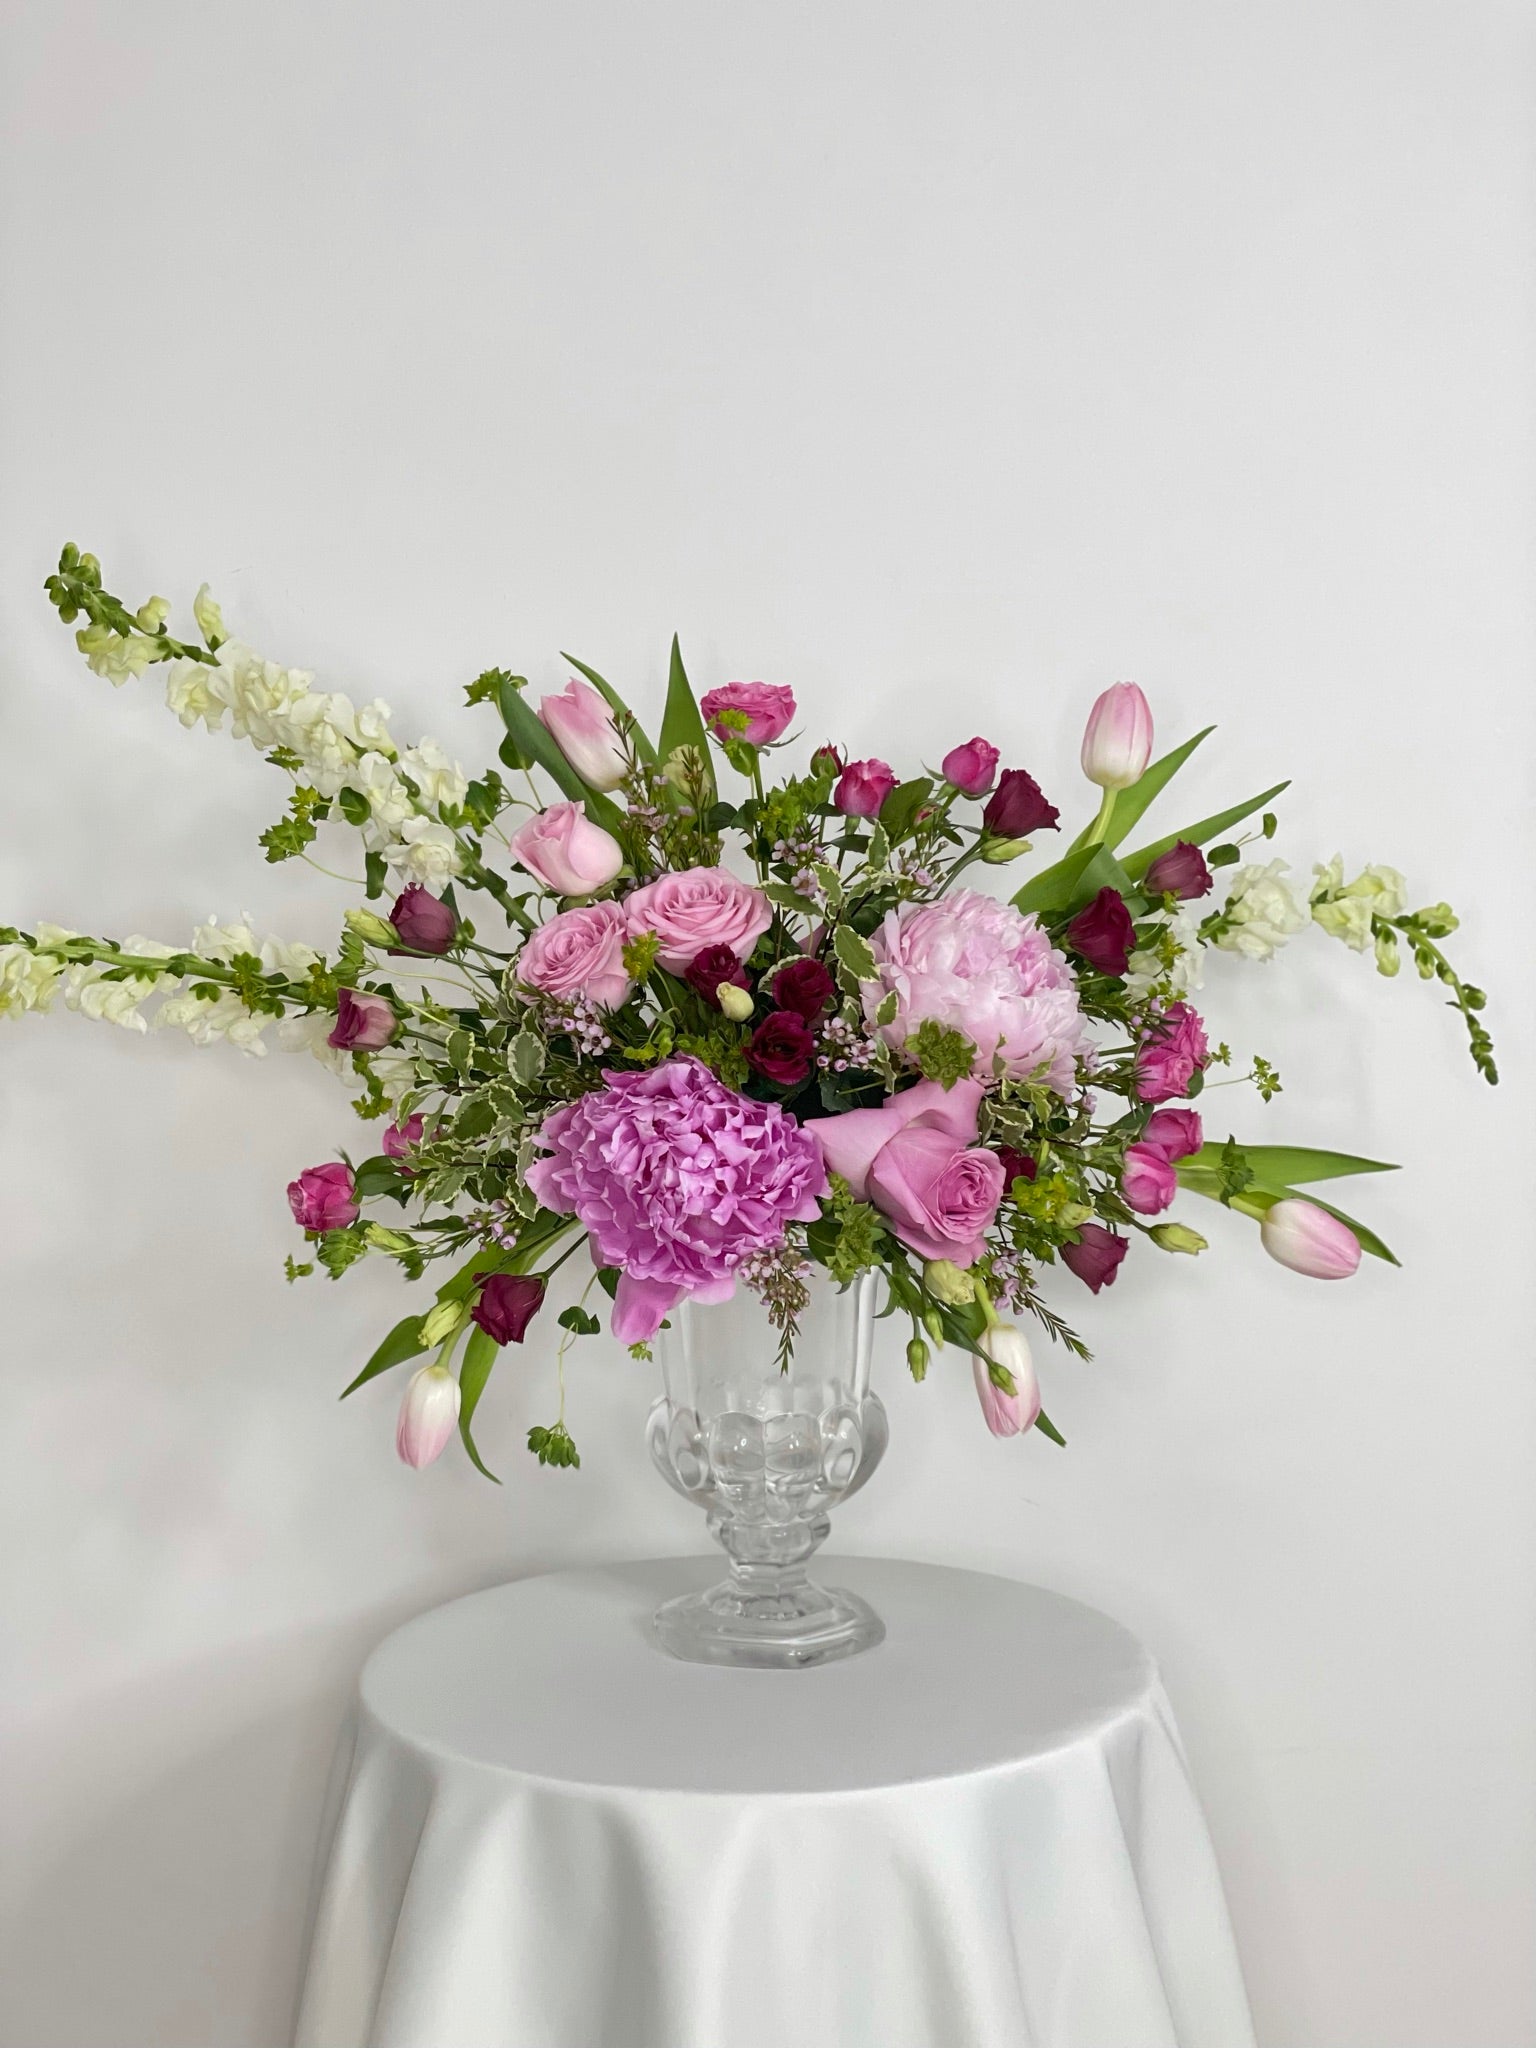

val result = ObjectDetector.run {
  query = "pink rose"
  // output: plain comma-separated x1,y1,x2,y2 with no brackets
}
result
699,681,796,747
623,864,772,974
834,758,897,818
382,1113,425,1161
509,800,625,897
1121,1142,1178,1214
518,900,633,1009
1134,1000,1210,1103
941,737,1000,797
1141,1107,1203,1160
808,1077,1004,1266
287,1161,359,1233
327,988,397,1050
538,677,627,791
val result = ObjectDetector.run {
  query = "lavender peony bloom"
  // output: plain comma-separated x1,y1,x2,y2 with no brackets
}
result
525,1057,828,1343
864,888,1086,1093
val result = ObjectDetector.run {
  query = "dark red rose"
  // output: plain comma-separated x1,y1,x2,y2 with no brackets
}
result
1143,841,1213,901
772,957,834,1021
472,1272,546,1346
1065,886,1137,975
747,1010,816,1085
996,1145,1038,1187
684,944,751,1009
389,884,458,954
1060,1224,1129,1293
982,769,1060,837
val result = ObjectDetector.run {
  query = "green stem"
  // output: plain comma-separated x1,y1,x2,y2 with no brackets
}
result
1080,787,1118,850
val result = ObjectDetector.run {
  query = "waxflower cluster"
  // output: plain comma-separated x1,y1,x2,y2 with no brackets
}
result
2,546,1496,1477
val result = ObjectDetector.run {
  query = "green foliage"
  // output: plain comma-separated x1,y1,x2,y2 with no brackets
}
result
528,1421,581,1469
832,924,877,985
809,1174,887,1283
557,1306,601,1336
465,667,518,706
877,776,933,841
1121,780,1291,881
284,1255,314,1282
259,784,328,863
621,930,661,980
315,1226,369,1278
658,636,716,803
341,1313,427,1396
904,1020,975,1087
1251,1055,1283,1103
1215,1136,1253,1207
458,1326,502,1482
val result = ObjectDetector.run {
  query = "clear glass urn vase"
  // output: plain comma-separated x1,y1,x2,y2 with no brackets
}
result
646,1271,888,1668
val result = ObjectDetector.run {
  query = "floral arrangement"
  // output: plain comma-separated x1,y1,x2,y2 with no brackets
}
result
4,546,1496,1476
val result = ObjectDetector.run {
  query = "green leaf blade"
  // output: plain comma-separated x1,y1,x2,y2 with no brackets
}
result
495,676,626,835
457,1325,502,1482
1122,780,1291,881
658,636,716,799
341,1314,425,1398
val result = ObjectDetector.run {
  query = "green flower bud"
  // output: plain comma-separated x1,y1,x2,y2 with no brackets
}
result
717,982,754,1022
906,1336,930,1381
345,908,400,948
923,1257,976,1305
981,836,1032,864
1149,1222,1208,1255
418,1297,469,1349
922,1306,945,1347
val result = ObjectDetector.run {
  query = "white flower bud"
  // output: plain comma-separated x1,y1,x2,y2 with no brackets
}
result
717,982,754,1021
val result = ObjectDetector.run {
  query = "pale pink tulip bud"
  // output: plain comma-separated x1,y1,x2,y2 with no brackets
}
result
537,677,628,791
395,1363,461,1468
1260,1198,1362,1279
1081,682,1153,790
972,1324,1042,1437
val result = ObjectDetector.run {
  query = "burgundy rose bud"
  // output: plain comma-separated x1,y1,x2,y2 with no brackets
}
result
1065,887,1137,976
1143,840,1213,901
327,987,398,1050
684,943,751,1009
940,737,1000,797
996,1145,1038,1187
746,1009,816,1085
1060,1223,1130,1294
390,884,458,953
772,956,835,1021
982,768,1060,838
287,1161,359,1233
471,1272,547,1346
834,757,898,818
811,744,844,776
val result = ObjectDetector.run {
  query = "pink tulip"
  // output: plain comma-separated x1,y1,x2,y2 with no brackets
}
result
395,1363,461,1469
537,677,628,791
1081,682,1153,790
509,801,624,896
834,758,898,818
1260,1199,1362,1279
941,737,1000,797
972,1325,1041,1437
287,1161,359,1233
327,989,397,1050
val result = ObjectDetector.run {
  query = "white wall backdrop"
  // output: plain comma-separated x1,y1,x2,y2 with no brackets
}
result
3,4,1533,2044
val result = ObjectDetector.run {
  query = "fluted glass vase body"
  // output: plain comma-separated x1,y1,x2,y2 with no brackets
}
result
647,1271,887,1668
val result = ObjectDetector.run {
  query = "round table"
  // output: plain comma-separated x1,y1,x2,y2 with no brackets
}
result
292,1558,1254,2048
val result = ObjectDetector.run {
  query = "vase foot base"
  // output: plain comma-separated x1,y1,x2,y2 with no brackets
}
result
652,1576,885,1669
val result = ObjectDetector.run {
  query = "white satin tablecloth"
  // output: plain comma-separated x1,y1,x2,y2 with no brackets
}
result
293,1558,1253,2048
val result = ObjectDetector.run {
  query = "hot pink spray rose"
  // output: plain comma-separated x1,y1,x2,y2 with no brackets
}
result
382,1112,425,1161
834,758,897,818
287,1161,359,1232
1141,1107,1204,1160
517,900,633,1010
537,677,627,791
623,865,772,974
1121,1143,1178,1214
328,988,397,1050
941,737,1000,797
865,888,1086,1094
526,1056,828,1343
808,1077,1005,1266
1134,1000,1210,1103
509,801,624,897
699,681,796,746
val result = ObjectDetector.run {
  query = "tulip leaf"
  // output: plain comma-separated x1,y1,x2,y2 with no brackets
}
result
341,1314,425,1398
559,651,659,764
658,635,717,799
1121,780,1291,882
457,1325,502,1483
1067,726,1215,855
495,676,626,835
1178,1167,1400,1264
1011,842,1137,919
1183,1143,1397,1186
1035,1407,1068,1447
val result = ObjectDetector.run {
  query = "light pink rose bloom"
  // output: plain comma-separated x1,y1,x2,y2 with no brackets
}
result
1121,1142,1178,1214
518,900,633,1009
973,1325,1041,1437
395,1363,461,1469
865,888,1086,1094
623,864,772,974
328,988,397,1050
1081,681,1153,789
807,1077,1004,1265
509,800,624,897
538,677,627,790
1260,1199,1362,1279
941,737,1000,797
699,681,795,746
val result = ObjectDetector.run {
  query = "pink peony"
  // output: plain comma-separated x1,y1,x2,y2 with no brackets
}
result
834,758,897,818
807,1077,1004,1266
509,801,624,897
699,681,796,746
1134,1000,1210,1103
518,900,633,1010
1141,1107,1204,1160
1121,1143,1178,1214
623,865,772,975
328,988,397,1051
538,677,627,790
525,1057,827,1343
865,887,1086,1094
287,1161,359,1233
941,738,1000,797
